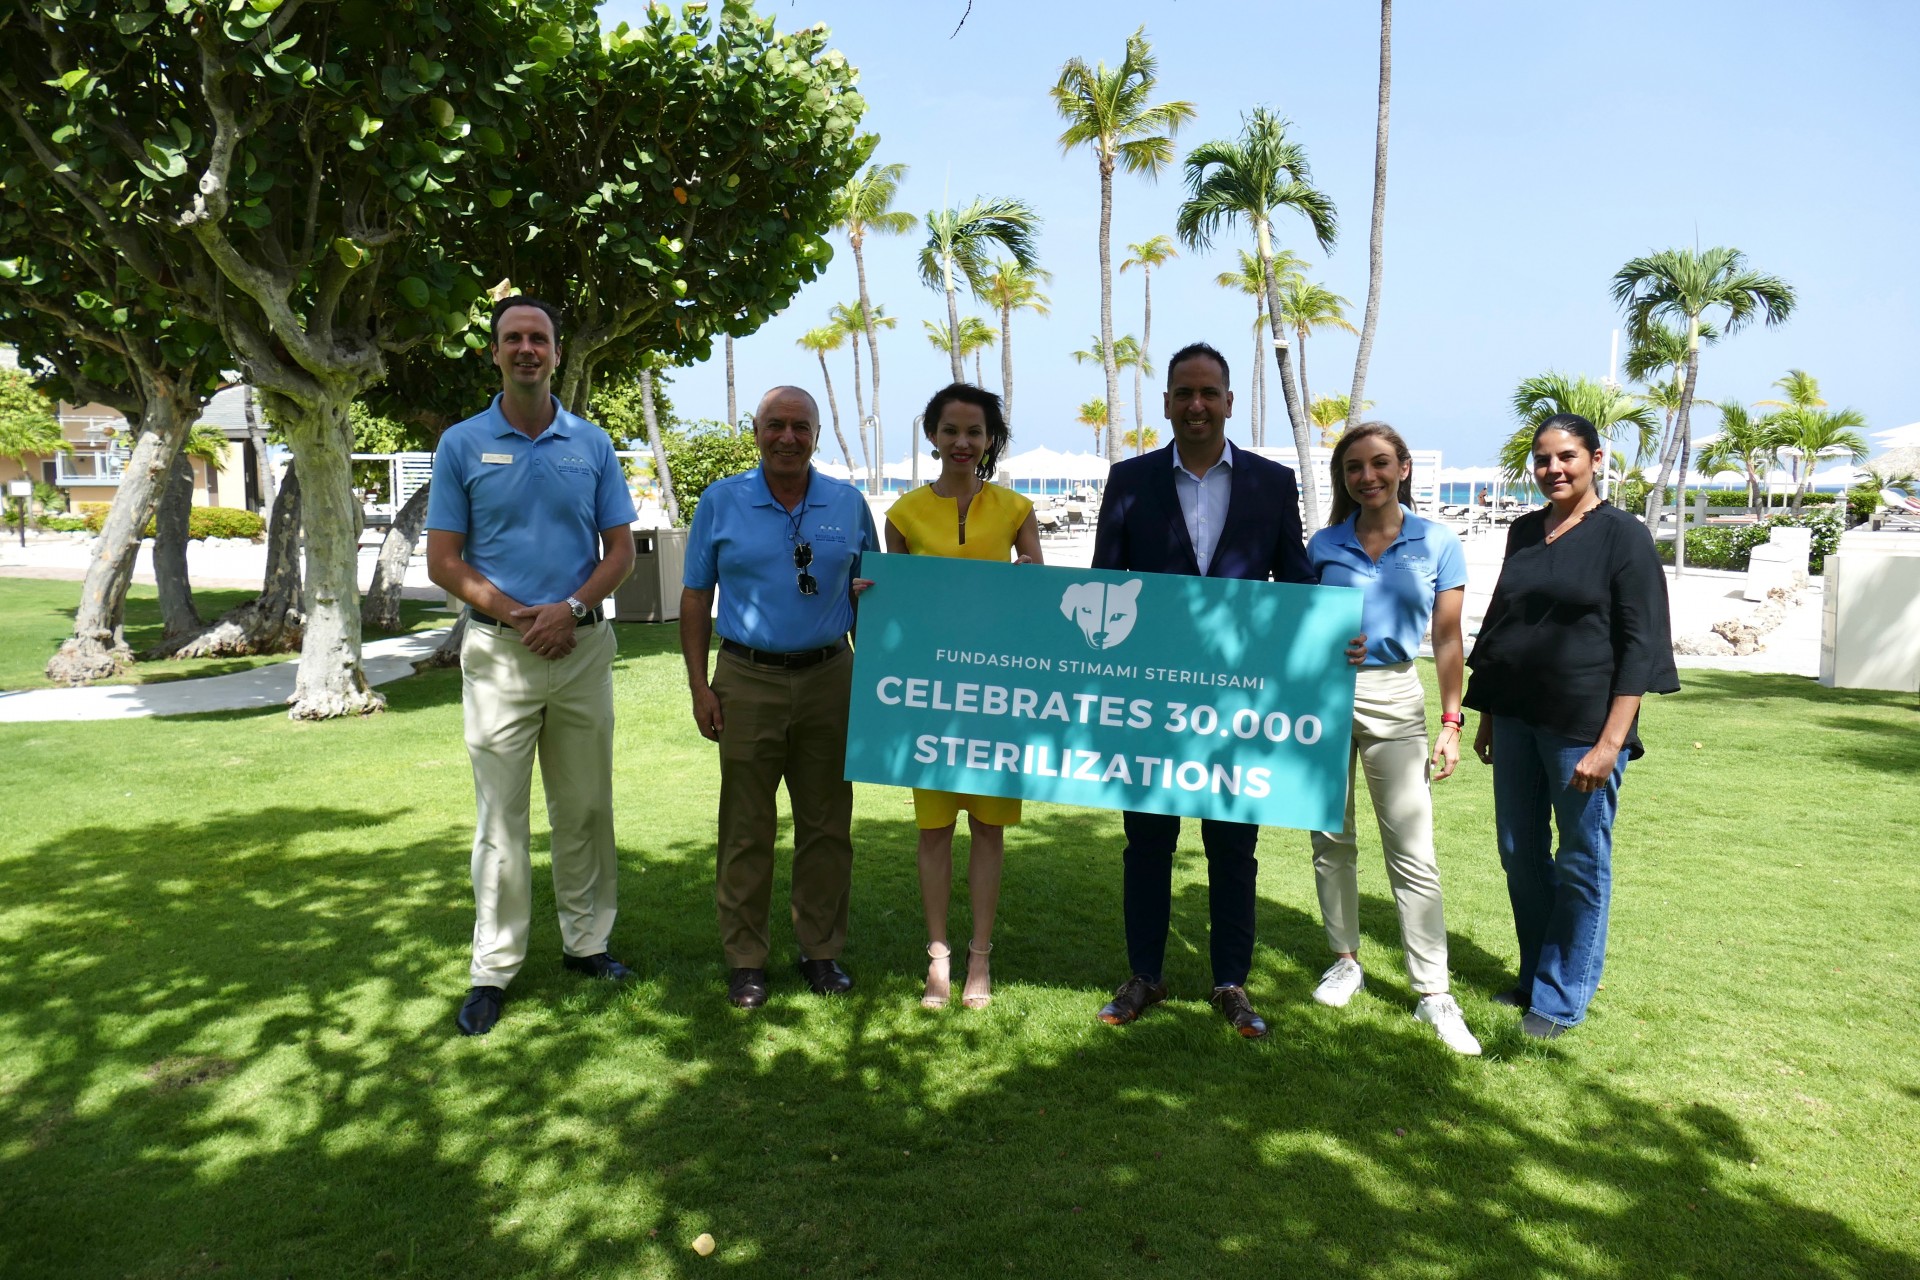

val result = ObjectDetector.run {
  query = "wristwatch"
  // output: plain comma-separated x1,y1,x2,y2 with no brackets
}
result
565,595,588,620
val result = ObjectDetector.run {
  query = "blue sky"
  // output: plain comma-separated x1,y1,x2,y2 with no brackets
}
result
597,1,1920,467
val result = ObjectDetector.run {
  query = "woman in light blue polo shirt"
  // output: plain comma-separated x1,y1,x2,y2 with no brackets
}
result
1304,422,1481,1055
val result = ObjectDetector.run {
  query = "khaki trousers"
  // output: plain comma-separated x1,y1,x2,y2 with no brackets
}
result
711,645,854,967
462,619,619,988
1309,662,1451,993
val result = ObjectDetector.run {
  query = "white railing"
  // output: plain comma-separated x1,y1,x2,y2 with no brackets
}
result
55,450,126,484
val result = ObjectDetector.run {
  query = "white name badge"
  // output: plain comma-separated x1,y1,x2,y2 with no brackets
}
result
481,453,514,465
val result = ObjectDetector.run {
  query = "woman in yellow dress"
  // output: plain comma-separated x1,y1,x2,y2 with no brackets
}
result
884,382,1043,1010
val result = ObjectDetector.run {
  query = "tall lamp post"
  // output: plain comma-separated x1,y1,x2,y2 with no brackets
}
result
8,478,31,548
862,415,880,495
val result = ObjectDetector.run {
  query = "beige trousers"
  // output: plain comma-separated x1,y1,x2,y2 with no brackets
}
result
462,619,619,988
711,645,855,968
1310,662,1451,993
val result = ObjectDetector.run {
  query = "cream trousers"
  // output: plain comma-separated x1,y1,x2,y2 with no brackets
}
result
1309,662,1451,993
462,619,619,988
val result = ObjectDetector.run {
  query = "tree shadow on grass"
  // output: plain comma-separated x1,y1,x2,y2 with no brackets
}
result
2,803,1915,1278
1673,669,1919,711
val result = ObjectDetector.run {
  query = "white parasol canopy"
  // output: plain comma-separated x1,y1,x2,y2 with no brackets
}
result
999,445,1110,482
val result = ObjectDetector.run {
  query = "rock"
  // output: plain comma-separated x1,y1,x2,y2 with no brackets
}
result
1673,633,1735,656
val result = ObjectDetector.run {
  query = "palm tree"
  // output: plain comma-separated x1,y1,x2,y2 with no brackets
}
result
1120,235,1178,463
1612,246,1797,570
1214,249,1303,447
1070,335,1150,451
834,162,918,469
1775,405,1868,511
1756,368,1826,415
1276,276,1357,419
1347,0,1393,434
1052,28,1195,462
797,325,858,471
1076,398,1111,452
1500,372,1659,485
1696,400,1782,513
1123,425,1160,452
1624,319,1719,476
924,317,998,387
974,258,1052,432
920,198,1042,384
724,335,738,429
1634,379,1686,473
1178,108,1339,526
1311,394,1372,447
829,300,896,491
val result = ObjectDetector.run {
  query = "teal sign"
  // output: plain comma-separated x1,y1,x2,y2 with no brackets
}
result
846,555,1365,831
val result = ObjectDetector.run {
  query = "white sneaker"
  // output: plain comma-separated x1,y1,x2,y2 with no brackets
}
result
1415,993,1483,1056
1312,957,1365,1007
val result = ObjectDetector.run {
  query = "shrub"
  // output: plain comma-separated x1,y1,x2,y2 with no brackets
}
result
664,423,759,526
1657,511,1841,574
76,501,262,540
40,515,89,532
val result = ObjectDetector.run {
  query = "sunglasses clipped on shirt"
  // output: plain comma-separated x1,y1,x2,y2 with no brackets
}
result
793,541,816,596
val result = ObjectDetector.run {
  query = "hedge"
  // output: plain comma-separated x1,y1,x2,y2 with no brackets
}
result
77,502,264,540
1656,511,1842,574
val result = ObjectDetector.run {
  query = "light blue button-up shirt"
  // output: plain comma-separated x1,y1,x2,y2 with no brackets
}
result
1307,506,1467,665
425,394,637,606
683,467,880,652
1172,438,1235,574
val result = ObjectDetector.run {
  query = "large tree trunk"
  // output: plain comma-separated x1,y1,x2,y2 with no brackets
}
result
151,460,303,660
1258,223,1319,528
846,322,872,493
45,388,201,685
640,366,680,526
816,352,854,470
152,453,203,639
1250,302,1264,448
853,238,887,480
279,403,381,718
1097,157,1120,462
415,610,468,670
245,384,272,514
363,479,432,632
1135,265,1152,456
1346,0,1392,432
725,334,738,428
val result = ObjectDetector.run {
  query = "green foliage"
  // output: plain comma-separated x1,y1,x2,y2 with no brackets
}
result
37,514,88,532
664,423,758,524
590,373,678,448
78,502,262,541
492,2,871,402
31,480,65,513
1657,511,1842,573
1501,372,1659,481
1846,483,1881,527
0,368,62,463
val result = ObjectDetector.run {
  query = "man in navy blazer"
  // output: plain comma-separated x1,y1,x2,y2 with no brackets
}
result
1090,341,1326,1039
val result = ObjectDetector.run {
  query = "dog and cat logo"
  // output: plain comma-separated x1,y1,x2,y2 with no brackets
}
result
1059,579,1144,650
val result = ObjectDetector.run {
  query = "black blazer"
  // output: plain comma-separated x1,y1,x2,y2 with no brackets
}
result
1091,443,1314,584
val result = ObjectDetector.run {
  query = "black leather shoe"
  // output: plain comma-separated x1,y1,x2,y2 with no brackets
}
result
456,986,505,1037
797,956,854,995
728,967,769,1008
1522,1012,1569,1039
1211,984,1269,1039
1098,974,1168,1025
562,952,633,981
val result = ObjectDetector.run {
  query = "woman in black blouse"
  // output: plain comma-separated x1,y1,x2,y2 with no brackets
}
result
1464,414,1679,1039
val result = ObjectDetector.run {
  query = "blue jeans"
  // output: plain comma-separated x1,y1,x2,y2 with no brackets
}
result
1491,716,1629,1028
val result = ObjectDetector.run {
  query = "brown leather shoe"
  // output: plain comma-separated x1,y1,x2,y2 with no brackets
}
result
1098,974,1168,1025
727,967,769,1009
1211,984,1269,1039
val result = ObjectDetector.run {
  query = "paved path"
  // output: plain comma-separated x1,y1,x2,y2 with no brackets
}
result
0,629,450,723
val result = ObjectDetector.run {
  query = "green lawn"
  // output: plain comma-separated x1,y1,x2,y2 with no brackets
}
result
0,577,447,690
1,597,1916,1278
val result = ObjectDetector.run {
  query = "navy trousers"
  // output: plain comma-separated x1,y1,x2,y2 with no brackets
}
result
1121,811,1260,988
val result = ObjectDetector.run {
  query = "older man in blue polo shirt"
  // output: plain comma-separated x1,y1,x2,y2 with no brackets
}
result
426,296,637,1037
679,385,879,1009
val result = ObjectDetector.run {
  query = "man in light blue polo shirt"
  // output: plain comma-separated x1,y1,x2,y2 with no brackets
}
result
679,385,879,1009
426,295,637,1037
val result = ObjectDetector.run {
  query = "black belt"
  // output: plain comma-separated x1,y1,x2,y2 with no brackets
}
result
470,606,602,628
721,637,846,669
